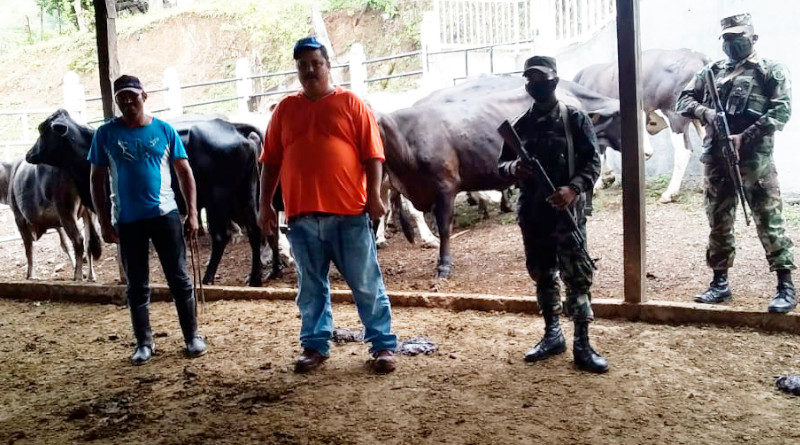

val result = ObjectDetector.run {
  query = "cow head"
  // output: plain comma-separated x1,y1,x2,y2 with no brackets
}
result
26,109,94,168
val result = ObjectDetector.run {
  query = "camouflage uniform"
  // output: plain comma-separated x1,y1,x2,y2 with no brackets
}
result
676,48,794,272
498,102,601,321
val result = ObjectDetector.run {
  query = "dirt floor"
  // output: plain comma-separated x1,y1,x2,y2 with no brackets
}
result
2,298,800,444
1,187,798,313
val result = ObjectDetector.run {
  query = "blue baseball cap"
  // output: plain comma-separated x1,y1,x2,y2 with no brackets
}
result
293,36,324,59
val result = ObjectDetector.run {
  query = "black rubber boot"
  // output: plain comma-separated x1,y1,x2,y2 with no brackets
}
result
573,321,608,373
694,269,732,304
129,303,154,365
524,312,566,363
769,270,796,314
174,296,207,358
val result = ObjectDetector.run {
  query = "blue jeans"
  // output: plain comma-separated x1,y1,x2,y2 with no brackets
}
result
287,213,396,356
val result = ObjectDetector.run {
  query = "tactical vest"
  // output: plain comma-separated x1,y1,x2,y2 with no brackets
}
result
711,62,770,134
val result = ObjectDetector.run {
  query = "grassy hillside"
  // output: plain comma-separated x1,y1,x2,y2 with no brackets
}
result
0,0,426,148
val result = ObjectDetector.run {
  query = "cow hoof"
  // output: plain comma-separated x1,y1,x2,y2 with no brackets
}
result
436,265,452,279
658,193,676,204
376,240,388,249
201,276,215,286
421,239,440,249
266,269,282,281
246,274,263,287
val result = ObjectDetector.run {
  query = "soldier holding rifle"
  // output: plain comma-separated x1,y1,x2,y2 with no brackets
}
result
497,56,607,373
677,13,795,312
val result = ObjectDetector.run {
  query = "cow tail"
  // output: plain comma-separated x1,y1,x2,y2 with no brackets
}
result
392,191,415,244
87,215,102,260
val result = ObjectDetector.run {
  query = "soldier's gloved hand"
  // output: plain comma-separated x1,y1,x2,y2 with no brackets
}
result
547,186,577,210
510,160,535,179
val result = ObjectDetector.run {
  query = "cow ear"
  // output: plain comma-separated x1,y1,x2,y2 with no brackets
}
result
52,122,69,137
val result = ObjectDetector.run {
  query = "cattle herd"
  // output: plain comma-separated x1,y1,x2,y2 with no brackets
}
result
0,48,709,283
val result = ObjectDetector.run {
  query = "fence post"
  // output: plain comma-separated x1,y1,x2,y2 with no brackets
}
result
348,43,367,97
235,58,253,113
420,11,440,91
163,67,182,118
63,70,87,124
532,0,558,54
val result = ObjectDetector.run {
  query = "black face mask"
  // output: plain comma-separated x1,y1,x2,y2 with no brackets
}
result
526,79,558,101
723,36,753,61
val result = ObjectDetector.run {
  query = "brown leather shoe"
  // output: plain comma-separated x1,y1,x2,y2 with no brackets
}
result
294,349,328,373
371,350,396,374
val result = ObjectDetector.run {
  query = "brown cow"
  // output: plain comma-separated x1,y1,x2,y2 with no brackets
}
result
377,75,621,278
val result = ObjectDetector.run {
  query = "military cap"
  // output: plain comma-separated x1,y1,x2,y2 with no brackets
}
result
523,55,557,78
720,13,754,37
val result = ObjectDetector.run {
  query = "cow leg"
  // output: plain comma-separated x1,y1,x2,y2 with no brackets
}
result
500,188,513,213
82,213,98,282
56,227,77,269
19,224,36,280
403,197,439,248
433,191,455,278
61,217,85,281
203,207,231,285
658,128,693,204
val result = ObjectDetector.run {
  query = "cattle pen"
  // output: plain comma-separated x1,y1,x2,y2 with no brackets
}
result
3,0,800,444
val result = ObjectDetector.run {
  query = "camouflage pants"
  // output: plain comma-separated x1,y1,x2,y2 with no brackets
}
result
704,154,795,271
518,198,594,322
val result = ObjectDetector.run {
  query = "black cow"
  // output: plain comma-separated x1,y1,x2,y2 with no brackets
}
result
25,109,280,287
573,48,711,202
0,157,101,281
378,75,621,278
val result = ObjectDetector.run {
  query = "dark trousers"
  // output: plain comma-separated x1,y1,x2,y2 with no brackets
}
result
118,210,193,345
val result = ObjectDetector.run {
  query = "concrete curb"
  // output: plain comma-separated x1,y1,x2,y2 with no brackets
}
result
1,281,799,334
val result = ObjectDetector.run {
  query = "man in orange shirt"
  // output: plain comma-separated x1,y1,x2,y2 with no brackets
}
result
258,36,397,374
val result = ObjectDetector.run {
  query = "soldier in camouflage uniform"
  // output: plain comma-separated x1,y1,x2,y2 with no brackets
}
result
498,56,607,373
676,13,795,312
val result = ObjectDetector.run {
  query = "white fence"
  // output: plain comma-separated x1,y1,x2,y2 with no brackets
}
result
431,0,616,51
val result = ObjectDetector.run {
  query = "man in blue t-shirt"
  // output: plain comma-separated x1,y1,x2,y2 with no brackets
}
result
89,75,206,365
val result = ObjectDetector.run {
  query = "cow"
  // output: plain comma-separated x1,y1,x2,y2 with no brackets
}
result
377,75,622,278
573,48,711,203
25,109,281,287
0,158,101,281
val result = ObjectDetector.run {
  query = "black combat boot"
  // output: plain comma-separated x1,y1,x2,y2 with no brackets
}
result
174,296,207,358
768,270,796,314
524,312,566,363
129,303,154,365
573,321,608,373
694,269,732,304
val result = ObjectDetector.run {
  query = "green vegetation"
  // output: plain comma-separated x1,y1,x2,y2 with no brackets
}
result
324,0,400,15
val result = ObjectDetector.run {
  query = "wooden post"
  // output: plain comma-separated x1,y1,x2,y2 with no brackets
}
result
94,0,120,119
616,0,646,304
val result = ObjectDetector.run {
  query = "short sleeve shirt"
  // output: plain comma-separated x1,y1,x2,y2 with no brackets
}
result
88,117,187,225
259,87,385,218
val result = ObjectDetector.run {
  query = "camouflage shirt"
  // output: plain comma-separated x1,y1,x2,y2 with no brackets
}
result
676,54,791,159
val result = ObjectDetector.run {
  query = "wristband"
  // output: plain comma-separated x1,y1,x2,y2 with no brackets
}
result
568,183,581,195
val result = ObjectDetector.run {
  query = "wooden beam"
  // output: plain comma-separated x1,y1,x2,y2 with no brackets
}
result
94,0,120,119
3,281,800,334
615,0,646,303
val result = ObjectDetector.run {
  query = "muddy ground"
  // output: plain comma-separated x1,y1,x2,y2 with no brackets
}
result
2,298,800,444
1,187,798,312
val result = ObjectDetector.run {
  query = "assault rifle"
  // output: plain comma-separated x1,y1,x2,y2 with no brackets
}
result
497,120,596,270
704,68,751,226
